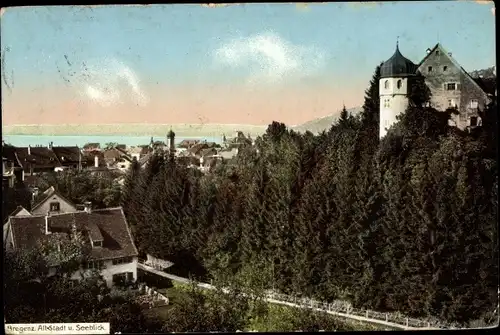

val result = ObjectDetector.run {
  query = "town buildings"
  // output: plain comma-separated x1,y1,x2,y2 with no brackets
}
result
379,42,495,138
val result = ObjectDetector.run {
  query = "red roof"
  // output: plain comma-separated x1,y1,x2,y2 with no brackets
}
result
9,207,138,261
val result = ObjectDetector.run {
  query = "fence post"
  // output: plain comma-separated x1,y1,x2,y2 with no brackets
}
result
365,310,369,318
427,322,430,328
385,313,388,322
406,318,409,327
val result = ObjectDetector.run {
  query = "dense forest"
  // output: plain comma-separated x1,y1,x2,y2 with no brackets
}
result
121,65,498,326
9,64,497,328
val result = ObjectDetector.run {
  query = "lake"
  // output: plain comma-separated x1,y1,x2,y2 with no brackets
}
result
2,135,222,148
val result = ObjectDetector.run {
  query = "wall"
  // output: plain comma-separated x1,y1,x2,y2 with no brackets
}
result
379,77,410,138
50,256,138,287
31,193,77,215
417,47,490,130
98,257,138,287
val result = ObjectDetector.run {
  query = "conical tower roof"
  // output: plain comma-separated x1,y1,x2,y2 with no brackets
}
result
380,43,417,78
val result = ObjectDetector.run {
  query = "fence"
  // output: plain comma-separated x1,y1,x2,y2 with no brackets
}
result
138,260,454,330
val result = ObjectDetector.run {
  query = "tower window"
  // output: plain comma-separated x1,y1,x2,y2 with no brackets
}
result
470,99,478,109
443,66,448,72
428,66,433,72
397,80,402,89
384,80,389,89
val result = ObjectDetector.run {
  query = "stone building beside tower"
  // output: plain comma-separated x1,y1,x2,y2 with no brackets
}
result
379,42,495,139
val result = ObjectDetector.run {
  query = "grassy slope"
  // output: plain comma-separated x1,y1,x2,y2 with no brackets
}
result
148,282,387,332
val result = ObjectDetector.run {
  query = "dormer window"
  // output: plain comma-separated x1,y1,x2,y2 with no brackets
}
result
93,240,103,247
436,50,440,55
443,66,448,72
428,66,433,72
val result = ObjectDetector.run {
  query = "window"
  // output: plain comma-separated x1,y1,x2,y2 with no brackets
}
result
50,202,60,211
112,257,133,265
428,66,433,72
443,66,448,72
93,240,103,247
470,99,479,109
384,80,389,89
112,272,134,286
448,99,457,108
470,116,478,127
397,80,402,89
84,260,105,270
384,119,390,127
446,83,456,91
436,50,440,55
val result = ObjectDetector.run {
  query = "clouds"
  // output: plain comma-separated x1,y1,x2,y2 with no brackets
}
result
213,32,326,85
79,58,149,107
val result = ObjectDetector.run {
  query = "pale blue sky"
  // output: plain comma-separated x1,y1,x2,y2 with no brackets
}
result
1,2,496,125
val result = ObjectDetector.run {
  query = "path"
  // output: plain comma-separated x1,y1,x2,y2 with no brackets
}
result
137,262,440,331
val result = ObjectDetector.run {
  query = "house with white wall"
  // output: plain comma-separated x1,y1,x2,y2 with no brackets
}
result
30,186,77,216
5,206,139,287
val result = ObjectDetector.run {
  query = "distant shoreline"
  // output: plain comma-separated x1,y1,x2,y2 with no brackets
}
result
2,123,270,137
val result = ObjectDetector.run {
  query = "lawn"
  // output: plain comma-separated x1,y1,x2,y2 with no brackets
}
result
142,279,388,332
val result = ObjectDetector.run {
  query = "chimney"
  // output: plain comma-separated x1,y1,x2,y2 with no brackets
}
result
45,213,51,235
448,52,452,57
28,145,31,155
84,201,92,214
48,142,53,149
94,155,99,168
31,187,39,203
426,48,431,54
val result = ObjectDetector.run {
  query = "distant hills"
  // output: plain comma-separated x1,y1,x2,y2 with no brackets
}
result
469,66,496,79
292,106,363,134
2,123,269,138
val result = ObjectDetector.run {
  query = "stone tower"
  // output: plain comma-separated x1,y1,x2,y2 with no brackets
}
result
167,128,176,156
379,42,417,138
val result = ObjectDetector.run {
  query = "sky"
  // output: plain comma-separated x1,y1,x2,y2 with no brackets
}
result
1,1,496,127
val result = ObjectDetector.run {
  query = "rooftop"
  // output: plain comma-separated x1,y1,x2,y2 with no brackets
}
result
9,207,138,261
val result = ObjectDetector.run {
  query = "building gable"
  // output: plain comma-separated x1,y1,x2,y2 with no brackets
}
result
417,43,490,129
418,44,490,101
31,188,77,215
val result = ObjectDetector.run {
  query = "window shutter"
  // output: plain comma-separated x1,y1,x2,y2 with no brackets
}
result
443,83,447,90
457,83,461,90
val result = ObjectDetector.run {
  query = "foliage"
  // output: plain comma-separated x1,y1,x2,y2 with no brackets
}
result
23,63,496,328
33,169,122,208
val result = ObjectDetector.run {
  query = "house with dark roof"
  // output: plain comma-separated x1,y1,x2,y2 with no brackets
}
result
4,206,139,287
15,146,62,175
2,146,26,185
50,144,83,170
31,186,77,216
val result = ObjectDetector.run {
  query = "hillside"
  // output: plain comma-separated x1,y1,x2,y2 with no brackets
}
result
292,107,363,134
